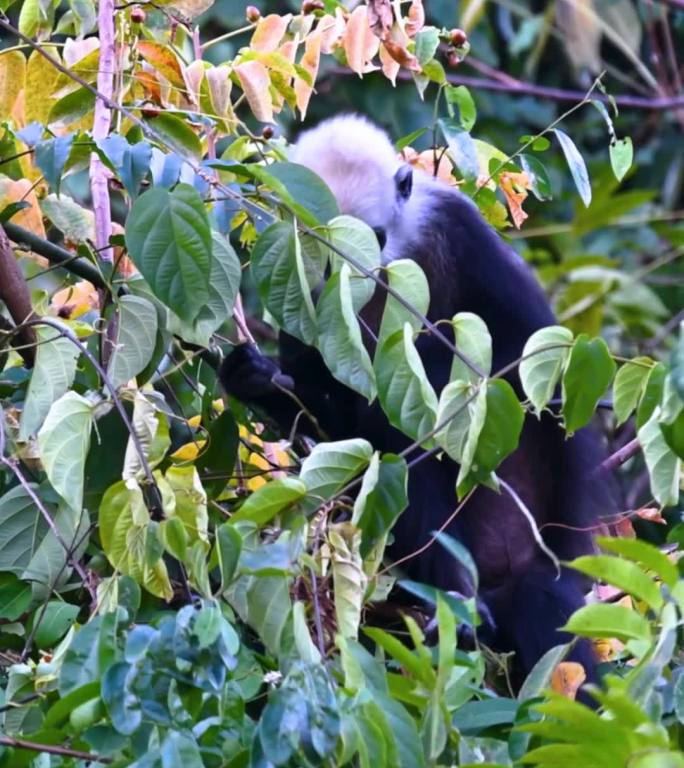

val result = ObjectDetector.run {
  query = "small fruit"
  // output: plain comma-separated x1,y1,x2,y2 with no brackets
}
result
449,28,467,46
141,105,160,118
130,6,146,23
302,0,324,14
261,125,274,139
246,5,261,22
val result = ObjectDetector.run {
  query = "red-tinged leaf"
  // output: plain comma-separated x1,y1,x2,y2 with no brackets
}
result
318,10,346,54
235,60,274,123
405,0,425,37
295,29,322,118
137,41,186,89
250,14,292,53
379,43,400,85
382,39,420,71
343,6,380,76
367,0,393,39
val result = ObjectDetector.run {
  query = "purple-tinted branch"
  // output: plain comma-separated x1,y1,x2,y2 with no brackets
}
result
89,0,116,263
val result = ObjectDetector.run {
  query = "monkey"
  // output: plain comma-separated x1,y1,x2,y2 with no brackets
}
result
220,114,615,690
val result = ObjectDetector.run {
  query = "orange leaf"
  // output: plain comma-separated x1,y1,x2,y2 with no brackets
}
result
251,14,292,54
51,281,99,318
382,39,420,71
499,170,532,229
182,59,205,108
137,41,186,89
135,69,162,103
635,506,666,524
318,10,346,54
551,662,586,699
295,29,322,119
343,6,380,76
0,177,46,242
405,0,425,37
379,43,400,85
235,60,274,123
401,146,455,184
592,636,624,662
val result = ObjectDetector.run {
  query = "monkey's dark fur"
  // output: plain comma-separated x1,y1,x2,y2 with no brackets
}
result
220,116,614,690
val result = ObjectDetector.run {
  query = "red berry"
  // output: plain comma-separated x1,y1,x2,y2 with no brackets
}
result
449,28,467,46
301,0,324,14
261,125,274,139
130,6,146,23
141,105,160,118
246,5,261,22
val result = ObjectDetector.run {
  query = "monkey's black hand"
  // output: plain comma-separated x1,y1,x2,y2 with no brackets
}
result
219,344,294,402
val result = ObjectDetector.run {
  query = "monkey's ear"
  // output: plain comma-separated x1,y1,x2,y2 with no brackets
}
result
394,165,413,200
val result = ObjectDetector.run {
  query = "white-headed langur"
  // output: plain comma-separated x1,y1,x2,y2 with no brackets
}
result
220,115,615,692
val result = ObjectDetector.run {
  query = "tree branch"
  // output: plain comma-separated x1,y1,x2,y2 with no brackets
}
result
0,224,36,366
4,222,107,288
0,736,112,764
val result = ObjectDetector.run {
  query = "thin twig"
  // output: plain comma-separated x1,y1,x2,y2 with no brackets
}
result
598,437,641,474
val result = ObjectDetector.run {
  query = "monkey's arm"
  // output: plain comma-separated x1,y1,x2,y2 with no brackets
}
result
219,337,364,441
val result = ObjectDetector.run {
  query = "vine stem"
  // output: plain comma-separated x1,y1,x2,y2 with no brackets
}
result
0,736,111,764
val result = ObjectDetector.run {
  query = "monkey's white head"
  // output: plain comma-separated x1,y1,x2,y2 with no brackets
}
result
291,115,413,243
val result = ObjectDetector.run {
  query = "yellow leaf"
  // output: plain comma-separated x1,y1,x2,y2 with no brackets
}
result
551,661,586,699
137,41,186,89
250,14,292,53
343,6,380,76
187,414,202,428
0,177,46,241
25,48,61,126
50,281,99,319
295,29,322,119
235,60,274,123
0,51,26,121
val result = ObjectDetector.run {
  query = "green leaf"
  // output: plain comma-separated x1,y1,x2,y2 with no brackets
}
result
364,626,435,686
375,324,438,443
352,453,408,558
192,231,241,342
300,438,373,509
48,87,96,126
34,134,74,194
99,480,173,600
415,27,440,67
96,134,152,199
520,153,553,201
636,362,666,429
554,128,592,207
30,601,79,648
435,380,476,462
518,644,571,701
377,259,429,344
102,661,142,735
433,531,479,591
0,486,53,576
19,0,56,37
562,335,616,434
160,516,188,561
439,117,479,179
317,264,376,400
609,137,633,182
37,391,93,513
196,409,239,499
638,409,681,507
40,192,94,242
613,357,654,426
598,536,678,588
462,379,524,486
450,312,492,384
125,184,212,324
330,522,366,639
258,161,339,225
20,323,80,440
570,554,663,611
215,522,241,589
563,603,651,643
661,410,684,460
445,84,476,131
452,698,519,733
251,221,319,344
107,295,158,389
143,112,202,159
520,325,573,414
230,478,307,526
0,572,32,620
326,215,381,309
161,731,204,768
672,320,684,401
